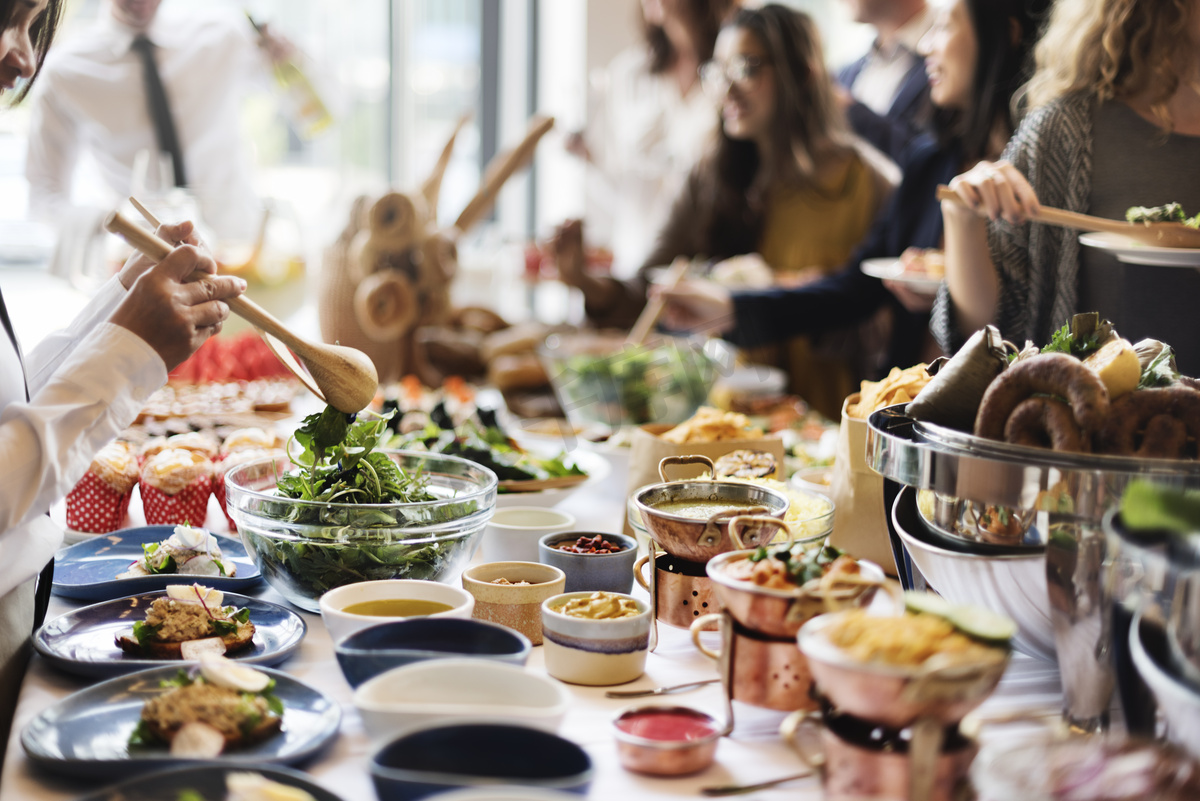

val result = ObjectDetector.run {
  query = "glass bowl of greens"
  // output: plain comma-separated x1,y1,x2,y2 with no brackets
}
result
224,409,498,611
538,332,723,428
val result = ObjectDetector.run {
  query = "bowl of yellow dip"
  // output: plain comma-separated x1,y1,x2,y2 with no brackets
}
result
540,591,650,686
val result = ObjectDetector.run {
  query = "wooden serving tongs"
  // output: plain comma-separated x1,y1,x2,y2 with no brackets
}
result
107,203,379,413
936,184,1200,248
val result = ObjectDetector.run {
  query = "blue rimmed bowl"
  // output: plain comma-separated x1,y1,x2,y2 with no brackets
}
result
335,617,531,688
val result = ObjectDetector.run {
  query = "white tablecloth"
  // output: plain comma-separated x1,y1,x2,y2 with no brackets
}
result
0,452,1065,800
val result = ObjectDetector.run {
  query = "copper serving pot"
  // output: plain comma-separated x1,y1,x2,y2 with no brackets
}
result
781,710,978,801
706,526,890,639
634,456,790,563
634,550,718,629
690,612,816,712
796,612,1009,728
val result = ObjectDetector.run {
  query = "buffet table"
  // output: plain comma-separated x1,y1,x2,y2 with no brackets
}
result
0,445,1067,800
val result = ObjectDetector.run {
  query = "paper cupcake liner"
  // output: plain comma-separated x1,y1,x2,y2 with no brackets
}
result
140,476,213,527
65,471,133,534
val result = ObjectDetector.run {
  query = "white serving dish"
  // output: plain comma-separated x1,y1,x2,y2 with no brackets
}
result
353,658,569,742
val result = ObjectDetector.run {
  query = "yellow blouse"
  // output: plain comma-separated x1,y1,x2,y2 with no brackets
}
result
747,152,884,419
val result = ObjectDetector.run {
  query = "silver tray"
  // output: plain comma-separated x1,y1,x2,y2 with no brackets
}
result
867,405,1200,519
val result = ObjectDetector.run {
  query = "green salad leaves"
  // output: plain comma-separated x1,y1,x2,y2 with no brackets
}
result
248,406,483,601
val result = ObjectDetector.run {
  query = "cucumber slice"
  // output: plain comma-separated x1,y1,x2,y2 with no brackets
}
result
904,590,954,619
947,604,1017,643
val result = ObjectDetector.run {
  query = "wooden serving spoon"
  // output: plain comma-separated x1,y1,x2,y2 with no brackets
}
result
105,209,379,413
936,185,1200,248
626,255,690,346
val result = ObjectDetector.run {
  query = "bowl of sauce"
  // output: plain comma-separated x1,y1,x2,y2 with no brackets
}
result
634,473,790,563
319,579,475,643
541,591,651,685
612,704,722,775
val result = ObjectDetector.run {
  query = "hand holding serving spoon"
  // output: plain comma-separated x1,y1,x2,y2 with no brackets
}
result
108,204,378,413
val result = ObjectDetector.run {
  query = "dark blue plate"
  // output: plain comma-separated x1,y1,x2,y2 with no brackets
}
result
34,591,306,679
76,763,346,801
52,526,261,601
21,664,340,781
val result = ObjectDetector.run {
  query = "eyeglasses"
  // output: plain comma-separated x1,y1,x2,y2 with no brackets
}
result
699,55,766,97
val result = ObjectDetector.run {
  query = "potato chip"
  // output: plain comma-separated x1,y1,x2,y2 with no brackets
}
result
846,364,931,419
659,406,764,444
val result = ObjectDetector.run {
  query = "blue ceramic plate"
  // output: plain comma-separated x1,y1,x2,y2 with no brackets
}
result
76,763,346,801
33,591,307,679
21,664,341,781
52,526,262,601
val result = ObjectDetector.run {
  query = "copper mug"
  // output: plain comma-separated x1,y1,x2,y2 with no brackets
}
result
781,710,978,801
634,550,717,629
690,612,816,712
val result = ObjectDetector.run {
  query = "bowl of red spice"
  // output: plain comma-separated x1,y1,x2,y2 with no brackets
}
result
538,531,638,594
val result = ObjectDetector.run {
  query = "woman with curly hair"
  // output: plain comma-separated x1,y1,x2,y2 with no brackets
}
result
555,4,894,417
937,0,1200,372
564,0,737,276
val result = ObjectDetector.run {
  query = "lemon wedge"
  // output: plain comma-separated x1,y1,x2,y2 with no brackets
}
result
1083,338,1140,399
226,772,318,801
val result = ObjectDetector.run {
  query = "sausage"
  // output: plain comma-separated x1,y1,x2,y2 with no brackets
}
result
1095,386,1200,458
975,353,1110,440
1003,397,1089,452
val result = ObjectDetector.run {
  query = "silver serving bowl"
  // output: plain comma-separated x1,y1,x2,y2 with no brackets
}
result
893,486,1055,662
1130,611,1200,760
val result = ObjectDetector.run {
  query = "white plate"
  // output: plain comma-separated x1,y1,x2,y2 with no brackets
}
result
860,257,942,293
1079,231,1200,266
494,450,611,509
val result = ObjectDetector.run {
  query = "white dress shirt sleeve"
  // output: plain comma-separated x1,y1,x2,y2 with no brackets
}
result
0,290,166,596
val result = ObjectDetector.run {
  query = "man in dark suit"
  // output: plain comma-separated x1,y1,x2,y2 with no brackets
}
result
837,0,934,162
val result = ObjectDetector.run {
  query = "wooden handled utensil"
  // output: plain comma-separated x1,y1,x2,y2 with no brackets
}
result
626,255,690,346
936,185,1200,248
106,208,379,413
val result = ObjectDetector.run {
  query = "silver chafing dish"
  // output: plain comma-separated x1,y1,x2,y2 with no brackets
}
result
867,404,1200,733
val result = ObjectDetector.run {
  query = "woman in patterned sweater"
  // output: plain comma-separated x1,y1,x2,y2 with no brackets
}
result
937,0,1200,375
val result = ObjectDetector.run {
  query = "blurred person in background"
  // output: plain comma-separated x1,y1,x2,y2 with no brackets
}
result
0,0,245,761
553,4,894,419
564,0,737,278
657,0,1049,376
24,0,293,244
837,0,935,161
936,0,1200,375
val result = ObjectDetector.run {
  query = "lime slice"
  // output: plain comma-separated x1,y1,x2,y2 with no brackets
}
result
904,590,954,619
947,604,1017,643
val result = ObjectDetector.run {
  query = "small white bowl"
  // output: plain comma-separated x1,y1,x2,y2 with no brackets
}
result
481,507,577,563
319,579,474,643
354,657,570,743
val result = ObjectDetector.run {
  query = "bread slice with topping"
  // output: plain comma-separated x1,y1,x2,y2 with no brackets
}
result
116,584,255,659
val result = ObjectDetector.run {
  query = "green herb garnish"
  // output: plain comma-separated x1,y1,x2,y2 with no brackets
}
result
747,544,844,586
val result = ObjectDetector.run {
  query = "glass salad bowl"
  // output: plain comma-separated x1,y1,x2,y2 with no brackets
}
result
225,451,498,612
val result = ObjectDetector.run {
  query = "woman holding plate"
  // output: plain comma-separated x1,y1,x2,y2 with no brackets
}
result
657,0,1049,373
936,0,1200,373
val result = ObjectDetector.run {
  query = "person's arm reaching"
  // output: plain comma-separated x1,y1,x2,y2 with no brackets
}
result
941,160,1040,341
0,222,244,534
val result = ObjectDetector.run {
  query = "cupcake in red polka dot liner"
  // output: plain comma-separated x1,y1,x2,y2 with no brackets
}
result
139,447,214,527
212,429,284,527
65,441,139,533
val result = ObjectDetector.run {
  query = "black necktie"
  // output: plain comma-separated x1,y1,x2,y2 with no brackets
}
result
131,34,187,188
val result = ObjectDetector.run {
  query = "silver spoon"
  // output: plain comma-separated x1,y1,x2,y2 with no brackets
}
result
604,678,720,698
701,770,814,796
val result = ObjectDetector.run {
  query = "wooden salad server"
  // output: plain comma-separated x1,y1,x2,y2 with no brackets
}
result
936,185,1200,248
106,208,379,413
